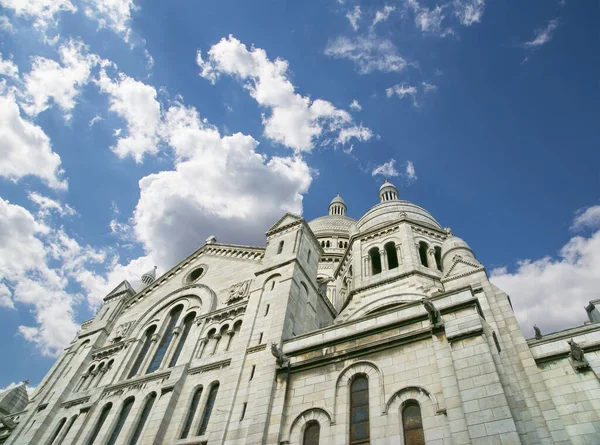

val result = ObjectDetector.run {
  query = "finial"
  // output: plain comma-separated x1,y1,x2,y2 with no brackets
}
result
22,379,29,386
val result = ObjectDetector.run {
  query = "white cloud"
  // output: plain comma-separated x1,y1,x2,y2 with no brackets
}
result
96,69,162,162
571,205,600,231
524,19,559,49
83,0,139,42
372,5,395,27
422,81,437,92
0,0,76,31
198,35,370,152
346,5,361,31
0,282,15,308
372,159,400,177
27,191,76,219
22,40,99,120
0,381,36,395
0,53,19,79
88,115,103,127
406,0,448,35
324,35,410,74
0,15,14,32
386,83,418,105
133,102,313,266
405,160,417,182
491,219,600,334
0,91,67,190
336,124,373,145
349,99,361,111
453,0,486,26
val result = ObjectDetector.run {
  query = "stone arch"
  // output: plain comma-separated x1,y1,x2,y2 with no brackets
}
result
333,361,385,424
386,386,448,445
346,293,427,322
287,407,332,445
264,273,282,291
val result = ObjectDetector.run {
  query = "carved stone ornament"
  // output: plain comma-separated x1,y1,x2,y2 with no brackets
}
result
271,343,290,368
567,339,589,370
421,297,443,328
226,280,251,304
112,321,134,342
533,325,542,340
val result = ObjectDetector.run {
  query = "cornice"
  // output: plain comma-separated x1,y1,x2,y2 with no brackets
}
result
102,370,171,398
188,359,231,375
526,321,600,345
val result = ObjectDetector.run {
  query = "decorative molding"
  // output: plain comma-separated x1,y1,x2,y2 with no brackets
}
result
225,280,251,305
111,321,134,342
198,303,247,326
188,359,231,375
101,371,171,399
61,396,90,409
246,344,267,354
92,341,127,360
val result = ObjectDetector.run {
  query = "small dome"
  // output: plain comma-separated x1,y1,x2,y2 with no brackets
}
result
441,234,478,270
328,194,347,216
141,266,157,285
378,179,398,202
330,194,346,206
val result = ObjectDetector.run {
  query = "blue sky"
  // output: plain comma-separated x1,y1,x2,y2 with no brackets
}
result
1,0,599,390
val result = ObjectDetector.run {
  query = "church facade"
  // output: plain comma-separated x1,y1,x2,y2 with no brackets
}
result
2,181,600,445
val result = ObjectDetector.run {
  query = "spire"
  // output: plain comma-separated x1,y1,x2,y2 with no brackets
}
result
140,266,157,285
328,193,347,216
378,179,398,202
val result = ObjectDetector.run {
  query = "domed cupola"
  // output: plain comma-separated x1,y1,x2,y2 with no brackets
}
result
141,266,157,285
440,232,479,271
329,194,347,216
378,179,398,202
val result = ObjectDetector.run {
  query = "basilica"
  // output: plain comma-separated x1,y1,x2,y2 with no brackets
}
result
1,181,599,445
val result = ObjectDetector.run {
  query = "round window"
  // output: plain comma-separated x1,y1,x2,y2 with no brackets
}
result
188,267,204,282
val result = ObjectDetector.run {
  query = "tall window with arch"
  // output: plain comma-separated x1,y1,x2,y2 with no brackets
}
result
198,383,219,436
106,397,135,445
128,392,156,445
303,420,320,445
147,305,183,373
128,325,156,378
385,241,399,269
434,246,442,271
85,403,112,445
418,242,429,267
180,387,203,439
349,374,370,445
46,417,66,445
402,402,425,445
169,312,196,368
57,415,78,444
369,247,382,275
277,240,284,254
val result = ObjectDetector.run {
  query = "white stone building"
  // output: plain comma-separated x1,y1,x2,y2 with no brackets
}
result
3,181,600,445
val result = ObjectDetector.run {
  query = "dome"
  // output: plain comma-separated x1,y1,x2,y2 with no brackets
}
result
141,266,157,285
328,193,347,216
378,179,399,202
308,215,356,236
330,194,346,206
357,200,442,233
441,234,479,270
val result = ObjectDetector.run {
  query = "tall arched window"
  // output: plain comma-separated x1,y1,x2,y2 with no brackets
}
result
434,246,442,271
349,375,369,445
57,415,77,444
198,383,219,436
128,325,156,378
147,305,183,373
85,403,112,445
46,417,66,445
169,312,196,368
277,240,284,254
128,392,156,445
303,420,320,445
402,402,425,445
180,387,203,439
385,242,399,270
369,248,381,275
106,397,135,445
418,242,429,267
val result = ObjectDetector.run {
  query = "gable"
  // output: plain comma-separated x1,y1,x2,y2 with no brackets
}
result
103,280,135,302
266,212,303,235
441,256,485,282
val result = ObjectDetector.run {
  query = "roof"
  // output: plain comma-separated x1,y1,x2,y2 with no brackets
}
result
308,215,356,236
0,383,28,416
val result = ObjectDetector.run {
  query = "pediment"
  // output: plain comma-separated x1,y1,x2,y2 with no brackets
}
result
103,280,135,302
266,213,303,235
442,256,485,282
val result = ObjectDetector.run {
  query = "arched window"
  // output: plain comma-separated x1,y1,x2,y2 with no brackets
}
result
434,246,442,271
46,417,66,445
128,392,156,445
198,383,219,436
385,242,399,270
326,240,331,248
277,240,284,254
85,403,112,445
369,248,381,275
345,241,348,248
91,362,104,388
106,397,135,445
418,242,429,267
58,415,77,444
402,402,425,445
303,420,320,445
339,241,343,248
128,325,156,378
350,375,369,444
180,387,203,439
169,312,196,368
147,305,183,373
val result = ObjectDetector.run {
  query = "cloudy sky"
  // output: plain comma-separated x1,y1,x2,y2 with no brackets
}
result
1,0,599,389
